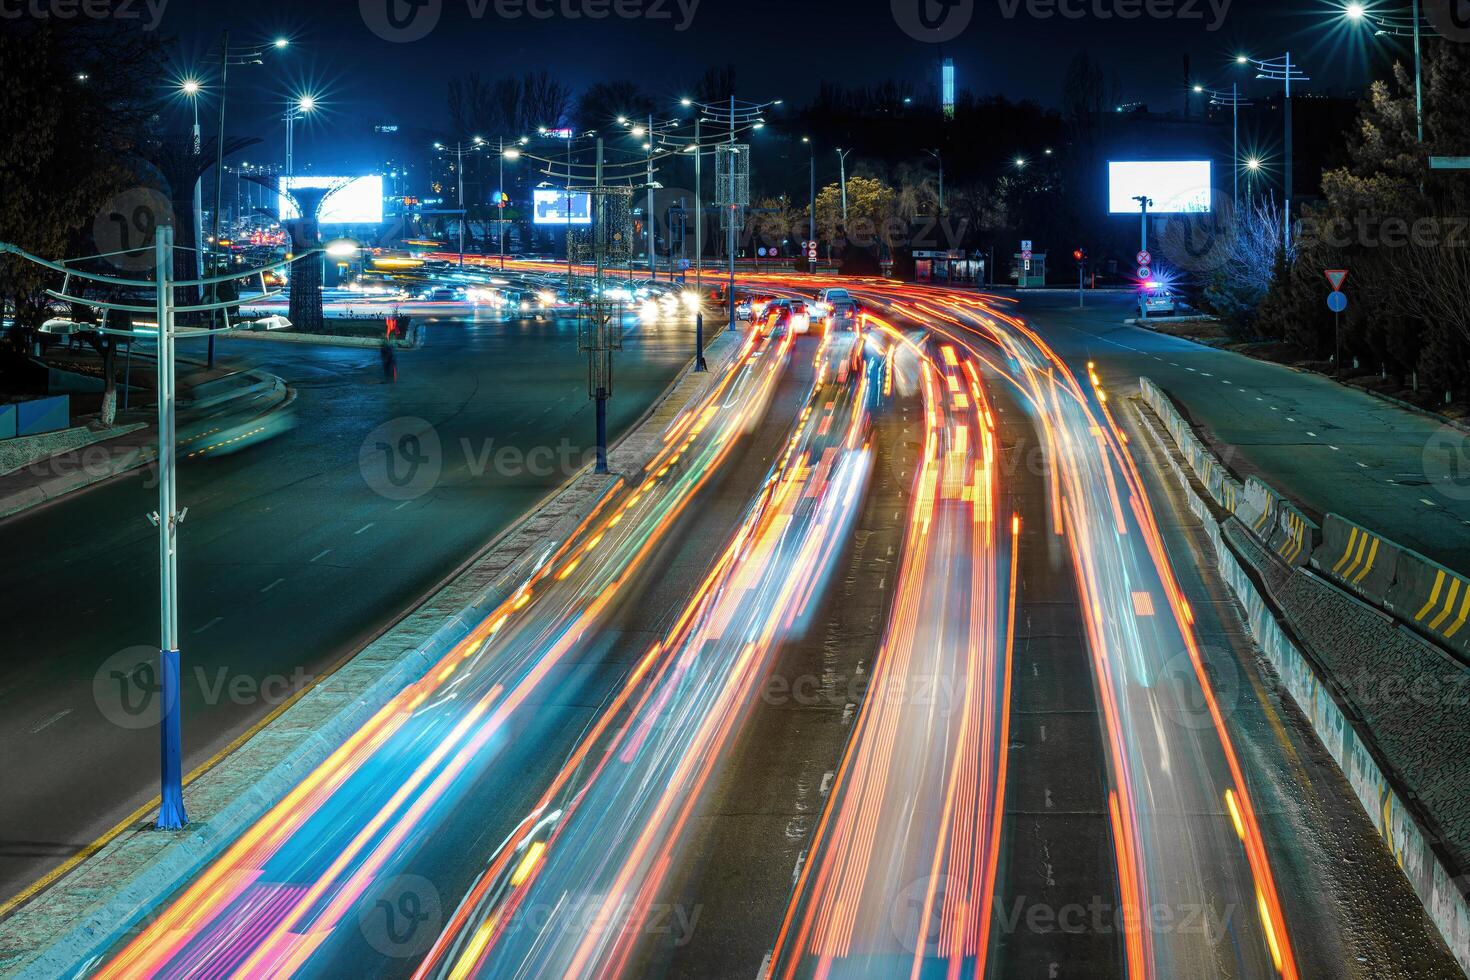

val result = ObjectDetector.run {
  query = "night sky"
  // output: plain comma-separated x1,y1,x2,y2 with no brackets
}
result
149,0,1396,171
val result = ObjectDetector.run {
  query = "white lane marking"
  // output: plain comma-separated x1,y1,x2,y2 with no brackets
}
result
193,616,223,634
1306,431,1317,437
1356,461,1368,468
1286,417,1296,422
354,522,375,535
1328,445,1340,451
1255,396,1263,401
261,577,285,593
394,500,412,511
31,709,72,735
1422,499,1437,507
1222,379,1232,385
1201,372,1213,377
310,548,332,562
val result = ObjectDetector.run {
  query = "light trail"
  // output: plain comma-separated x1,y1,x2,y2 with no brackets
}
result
417,331,880,980
87,326,795,979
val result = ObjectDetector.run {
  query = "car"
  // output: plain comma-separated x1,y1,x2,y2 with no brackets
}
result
1138,286,1176,318
418,285,464,302
761,299,811,336
814,287,853,310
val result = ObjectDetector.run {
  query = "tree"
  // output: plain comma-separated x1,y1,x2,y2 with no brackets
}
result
0,22,161,356
574,81,653,132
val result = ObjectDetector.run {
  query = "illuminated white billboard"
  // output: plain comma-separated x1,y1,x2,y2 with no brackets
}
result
278,175,384,224
1108,161,1212,214
533,188,592,226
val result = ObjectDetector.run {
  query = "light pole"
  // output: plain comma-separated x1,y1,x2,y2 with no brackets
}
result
435,137,484,269
1204,83,1252,213
835,148,852,222
925,148,944,213
5,233,356,831
284,93,316,179
1245,156,1262,204
1347,1,1425,143
803,137,816,274
1242,52,1310,254
497,136,526,271
182,80,204,290
1132,194,1153,259
202,33,289,369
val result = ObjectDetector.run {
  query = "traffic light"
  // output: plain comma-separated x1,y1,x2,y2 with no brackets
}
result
1073,248,1086,263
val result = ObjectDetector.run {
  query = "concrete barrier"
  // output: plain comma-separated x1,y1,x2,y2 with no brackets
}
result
1311,514,1401,607
1388,552,1470,662
1237,476,1278,540
1265,500,1319,568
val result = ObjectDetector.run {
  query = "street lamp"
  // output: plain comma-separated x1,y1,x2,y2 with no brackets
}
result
1343,1,1426,142
1240,52,1310,253
284,94,316,178
436,138,486,269
802,137,816,269
495,136,524,271
835,148,852,221
925,148,944,213
1204,81,1253,212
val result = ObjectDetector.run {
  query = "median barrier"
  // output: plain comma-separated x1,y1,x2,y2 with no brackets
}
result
1311,514,1401,608
1264,500,1318,567
1236,476,1279,541
1387,552,1470,662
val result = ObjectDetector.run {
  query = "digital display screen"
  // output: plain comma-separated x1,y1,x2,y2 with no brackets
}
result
278,175,385,224
1108,161,1212,214
533,188,592,226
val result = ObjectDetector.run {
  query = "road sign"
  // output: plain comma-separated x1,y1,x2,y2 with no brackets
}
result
807,247,817,260
1021,240,1032,251
1024,259,1032,272
678,258,690,271
1136,250,1151,266
1327,291,1348,313
1021,250,1033,261
1138,266,1152,280
1324,269,1348,292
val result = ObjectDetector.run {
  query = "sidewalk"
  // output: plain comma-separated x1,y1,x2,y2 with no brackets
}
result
0,357,291,523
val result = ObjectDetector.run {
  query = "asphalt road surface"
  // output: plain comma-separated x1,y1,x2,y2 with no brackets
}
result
0,312,694,905
1018,292,1470,572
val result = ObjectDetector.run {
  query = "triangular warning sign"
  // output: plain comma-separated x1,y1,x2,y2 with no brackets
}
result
1325,269,1348,291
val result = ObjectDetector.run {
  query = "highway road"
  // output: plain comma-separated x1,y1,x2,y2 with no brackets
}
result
9,279,1465,980
0,311,694,906
1015,292,1470,573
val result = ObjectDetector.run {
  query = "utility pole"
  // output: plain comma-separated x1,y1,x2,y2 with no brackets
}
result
1245,53,1309,255
1132,195,1152,258
808,141,816,273
694,115,702,293
836,148,852,221
456,143,465,269
647,112,656,280
728,95,736,334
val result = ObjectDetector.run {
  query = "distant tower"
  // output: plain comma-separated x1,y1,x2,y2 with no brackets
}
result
942,58,956,119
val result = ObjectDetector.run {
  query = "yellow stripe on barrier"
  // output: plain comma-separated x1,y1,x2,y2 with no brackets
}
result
1351,538,1379,586
1416,570,1446,621
1444,591,1470,640
1428,577,1462,632
1254,497,1275,533
1333,527,1361,576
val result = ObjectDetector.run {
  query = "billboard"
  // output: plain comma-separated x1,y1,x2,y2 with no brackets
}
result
1107,161,1212,214
278,175,385,224
533,188,592,226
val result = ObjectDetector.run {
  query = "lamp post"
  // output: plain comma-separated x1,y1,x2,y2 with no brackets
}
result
1132,194,1153,258
1345,1,1426,143
6,233,356,831
284,93,316,178
1242,52,1310,254
802,137,816,274
925,148,944,213
202,33,289,369
835,148,852,221
1203,83,1253,213
182,80,204,290
497,136,526,271
435,137,484,269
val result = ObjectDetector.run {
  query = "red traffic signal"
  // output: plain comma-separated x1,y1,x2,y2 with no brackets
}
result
1073,248,1086,262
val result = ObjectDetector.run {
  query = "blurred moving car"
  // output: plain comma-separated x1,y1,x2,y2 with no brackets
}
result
761,299,811,337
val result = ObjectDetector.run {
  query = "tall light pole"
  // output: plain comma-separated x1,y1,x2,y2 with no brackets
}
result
182,80,204,289
435,137,484,269
1345,2,1426,143
1242,52,1310,254
925,148,944,213
284,93,316,178
203,33,288,369
497,136,526,271
1132,194,1153,259
835,148,852,221
1204,83,1252,213
802,137,816,273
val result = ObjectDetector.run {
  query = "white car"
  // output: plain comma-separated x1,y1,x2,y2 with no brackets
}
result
1138,287,1176,318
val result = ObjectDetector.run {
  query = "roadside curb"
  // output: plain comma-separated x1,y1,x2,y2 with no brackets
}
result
0,327,746,975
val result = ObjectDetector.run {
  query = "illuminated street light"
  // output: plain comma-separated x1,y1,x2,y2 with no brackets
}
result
680,97,692,106
181,78,201,95
1345,1,1366,18
274,37,289,48
1342,1,1425,142
1015,156,1027,169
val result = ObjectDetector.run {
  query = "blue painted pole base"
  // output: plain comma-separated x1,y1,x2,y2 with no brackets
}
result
157,648,188,830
